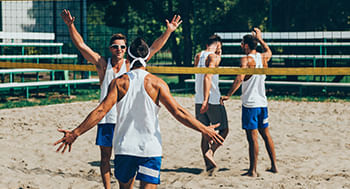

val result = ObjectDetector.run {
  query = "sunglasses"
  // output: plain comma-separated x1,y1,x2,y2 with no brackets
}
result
110,44,126,49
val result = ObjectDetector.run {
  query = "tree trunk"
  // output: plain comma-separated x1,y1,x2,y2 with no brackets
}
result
178,0,192,86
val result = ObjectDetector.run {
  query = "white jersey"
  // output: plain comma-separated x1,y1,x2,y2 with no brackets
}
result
113,69,162,157
194,51,221,104
241,53,268,108
99,58,127,124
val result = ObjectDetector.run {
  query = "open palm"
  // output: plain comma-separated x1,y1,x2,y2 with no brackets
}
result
61,9,75,26
166,15,182,32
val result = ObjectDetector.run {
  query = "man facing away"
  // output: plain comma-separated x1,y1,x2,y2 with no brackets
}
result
61,9,183,189
194,34,229,171
221,28,277,177
54,35,224,188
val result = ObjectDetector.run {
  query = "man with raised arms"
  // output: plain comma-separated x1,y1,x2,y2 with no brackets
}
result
55,16,224,189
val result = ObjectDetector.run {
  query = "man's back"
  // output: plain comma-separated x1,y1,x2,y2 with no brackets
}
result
114,69,162,157
194,51,221,105
115,69,164,105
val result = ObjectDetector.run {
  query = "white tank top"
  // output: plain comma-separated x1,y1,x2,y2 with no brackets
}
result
99,58,127,124
113,69,161,157
194,51,221,104
241,53,268,108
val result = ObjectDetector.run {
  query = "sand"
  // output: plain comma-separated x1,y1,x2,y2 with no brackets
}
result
0,97,349,189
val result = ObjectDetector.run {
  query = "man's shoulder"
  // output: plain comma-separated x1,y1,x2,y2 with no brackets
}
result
146,72,163,81
207,53,220,63
240,55,256,66
145,73,167,86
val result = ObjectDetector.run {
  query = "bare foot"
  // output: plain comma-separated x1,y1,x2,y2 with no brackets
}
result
241,171,259,177
206,166,217,176
205,149,217,170
266,166,278,173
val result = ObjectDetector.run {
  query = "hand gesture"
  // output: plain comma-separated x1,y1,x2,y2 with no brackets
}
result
61,9,75,26
200,101,209,114
166,15,182,33
252,28,262,41
220,96,230,105
203,123,224,145
53,129,78,154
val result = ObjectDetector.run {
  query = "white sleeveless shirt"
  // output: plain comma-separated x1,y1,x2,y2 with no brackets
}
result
241,53,268,108
194,51,221,104
99,58,127,124
113,69,162,157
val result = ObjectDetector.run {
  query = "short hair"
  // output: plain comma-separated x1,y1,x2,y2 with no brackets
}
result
109,33,127,46
242,34,258,50
206,34,222,46
128,37,150,68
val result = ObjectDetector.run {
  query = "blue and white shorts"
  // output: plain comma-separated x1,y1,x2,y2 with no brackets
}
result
242,106,269,130
114,155,162,184
95,123,115,147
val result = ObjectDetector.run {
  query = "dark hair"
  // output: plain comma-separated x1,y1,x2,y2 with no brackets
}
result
242,34,258,50
109,33,127,46
128,37,150,68
206,34,222,46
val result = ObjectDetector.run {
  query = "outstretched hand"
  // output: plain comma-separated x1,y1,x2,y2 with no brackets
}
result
61,9,75,26
53,129,78,154
165,15,182,32
203,123,224,145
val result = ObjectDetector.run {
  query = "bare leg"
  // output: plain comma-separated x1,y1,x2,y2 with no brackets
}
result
100,146,112,189
258,127,278,173
140,181,158,189
201,134,216,170
210,128,229,153
204,127,229,170
244,129,259,177
118,177,135,189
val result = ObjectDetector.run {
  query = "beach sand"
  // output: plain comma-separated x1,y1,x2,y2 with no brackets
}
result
0,97,349,189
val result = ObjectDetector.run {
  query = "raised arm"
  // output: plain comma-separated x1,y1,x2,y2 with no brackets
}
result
253,28,271,67
61,9,101,65
54,78,119,153
157,78,224,145
147,15,182,61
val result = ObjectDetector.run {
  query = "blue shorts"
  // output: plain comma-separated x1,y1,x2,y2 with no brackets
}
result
242,106,269,130
114,155,162,184
95,123,115,147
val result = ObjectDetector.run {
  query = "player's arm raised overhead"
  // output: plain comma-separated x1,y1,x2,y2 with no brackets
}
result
61,9,101,65
253,28,271,67
147,15,182,61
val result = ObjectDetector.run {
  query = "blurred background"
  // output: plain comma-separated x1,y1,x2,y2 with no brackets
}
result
0,0,349,107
